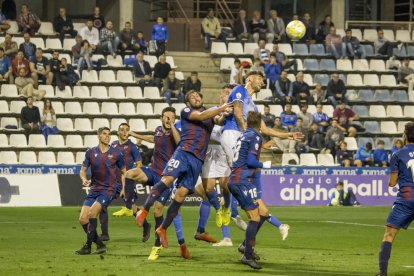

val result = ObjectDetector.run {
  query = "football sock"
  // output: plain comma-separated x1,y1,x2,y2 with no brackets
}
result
223,189,231,209
143,181,169,211
86,218,98,246
124,181,135,210
173,212,185,245
154,216,163,247
221,225,231,239
99,210,109,235
244,220,259,259
231,196,239,218
161,199,182,229
206,189,220,210
197,200,211,233
379,241,392,273
143,219,150,230
81,223,88,234
267,214,282,228
242,216,266,246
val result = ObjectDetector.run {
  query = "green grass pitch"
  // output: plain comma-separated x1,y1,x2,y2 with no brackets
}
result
0,206,413,275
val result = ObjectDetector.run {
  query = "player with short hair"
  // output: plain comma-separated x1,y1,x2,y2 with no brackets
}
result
135,90,232,251
376,122,414,276
76,127,126,255
126,107,188,260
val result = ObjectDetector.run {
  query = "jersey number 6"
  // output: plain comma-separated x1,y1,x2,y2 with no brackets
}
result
233,140,242,162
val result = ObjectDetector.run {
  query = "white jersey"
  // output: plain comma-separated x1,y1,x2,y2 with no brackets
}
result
210,125,223,143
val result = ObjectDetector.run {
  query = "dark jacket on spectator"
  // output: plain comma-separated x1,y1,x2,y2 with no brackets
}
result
327,79,346,99
182,77,202,94
120,29,137,47
53,15,75,33
153,62,171,79
233,18,251,36
21,105,40,125
19,42,36,60
133,60,152,78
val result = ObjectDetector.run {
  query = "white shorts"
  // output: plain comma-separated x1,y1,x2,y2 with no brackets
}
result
201,145,231,178
221,129,242,167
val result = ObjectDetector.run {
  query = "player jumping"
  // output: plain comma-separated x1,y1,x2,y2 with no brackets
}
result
76,127,126,255
376,122,414,276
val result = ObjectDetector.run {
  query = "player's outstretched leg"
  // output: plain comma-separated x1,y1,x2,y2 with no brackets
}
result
231,196,247,231
173,212,190,259
99,208,110,241
194,200,217,243
377,226,399,276
113,180,135,217
240,214,264,270
148,201,164,260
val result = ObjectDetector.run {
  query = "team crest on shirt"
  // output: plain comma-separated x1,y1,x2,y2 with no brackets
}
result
94,153,98,157
255,143,259,150
124,145,128,149
108,154,113,159
236,92,242,99
184,107,190,112
167,167,174,172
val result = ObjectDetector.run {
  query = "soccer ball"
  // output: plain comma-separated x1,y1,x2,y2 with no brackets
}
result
286,20,306,41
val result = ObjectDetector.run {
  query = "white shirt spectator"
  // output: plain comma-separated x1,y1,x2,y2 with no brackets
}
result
80,26,99,46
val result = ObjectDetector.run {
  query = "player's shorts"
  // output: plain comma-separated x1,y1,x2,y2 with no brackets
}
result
228,182,258,211
83,188,120,209
386,200,414,230
162,148,203,193
140,166,172,205
221,130,242,166
252,170,262,200
201,144,231,178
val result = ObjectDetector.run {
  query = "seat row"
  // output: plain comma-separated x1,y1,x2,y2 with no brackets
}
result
352,104,414,118
353,89,408,102
0,150,84,165
281,153,337,166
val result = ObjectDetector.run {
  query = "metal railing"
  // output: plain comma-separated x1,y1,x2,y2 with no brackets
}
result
345,20,414,33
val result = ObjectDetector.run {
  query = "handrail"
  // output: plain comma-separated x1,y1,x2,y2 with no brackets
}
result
173,0,190,24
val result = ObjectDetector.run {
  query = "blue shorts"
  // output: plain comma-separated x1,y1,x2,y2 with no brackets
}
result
386,200,414,230
141,166,172,205
162,148,203,194
228,182,259,211
83,188,119,209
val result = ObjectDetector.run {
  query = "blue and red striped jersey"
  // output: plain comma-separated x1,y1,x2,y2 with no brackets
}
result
390,143,414,201
179,106,215,161
83,146,125,195
152,125,178,175
111,139,141,183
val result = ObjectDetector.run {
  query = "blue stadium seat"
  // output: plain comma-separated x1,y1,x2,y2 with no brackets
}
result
373,89,391,101
293,43,309,55
393,46,407,57
375,137,392,150
358,89,374,101
363,45,375,57
319,59,336,71
352,105,369,117
309,44,326,55
313,74,330,86
407,46,414,56
391,90,408,102
358,137,374,147
303,59,319,71
339,74,347,84
364,121,381,133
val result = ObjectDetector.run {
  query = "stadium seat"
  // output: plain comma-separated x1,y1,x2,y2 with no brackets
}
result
281,153,299,166
386,105,403,117
47,135,65,148
364,121,381,133
265,43,273,52
309,44,326,56
73,86,90,98
84,135,98,148
407,46,414,56
75,152,85,164
38,151,56,165
129,119,146,131
292,43,308,55
126,86,143,99
363,29,377,41
0,151,17,164
319,59,336,71
63,38,76,51
278,43,293,55
373,89,390,101
211,42,227,55
351,29,363,41
91,54,105,62
28,134,46,148
269,105,283,115
353,59,369,71
256,89,272,100
117,70,134,83
10,101,26,113
0,134,8,146
300,153,317,166
154,103,169,115
347,74,362,86
313,74,330,86
220,57,235,70
146,119,160,131
83,102,100,114
82,70,99,82
55,86,72,98
337,59,352,71
380,75,397,86
391,90,408,101
363,45,375,57
74,118,92,131
45,38,62,50
90,86,108,98
0,117,18,129
108,86,125,99
57,152,75,165
10,134,27,147
65,102,82,114
65,135,83,148
110,118,127,130
144,55,158,68
118,102,135,115
303,59,319,71
1,84,18,97
376,137,392,150
99,70,116,82
404,105,414,117
31,37,45,49
344,137,358,151
318,154,337,166
303,74,313,85
165,56,176,68
172,103,186,115
37,22,55,35
369,105,386,118
364,74,379,86
92,118,110,130
243,43,257,55
369,60,386,72
383,29,395,41
101,102,118,115
323,105,335,118
19,151,37,164
256,105,264,114
358,137,374,147
144,87,160,98
227,42,243,55
352,105,368,117
136,103,153,115
56,118,74,131
393,46,407,57
7,21,19,34
51,101,64,114
296,59,304,70
106,55,123,67
397,121,410,133
175,71,185,81
381,121,397,134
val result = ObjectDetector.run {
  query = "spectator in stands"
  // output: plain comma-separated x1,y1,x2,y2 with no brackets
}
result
292,117,309,154
313,103,330,132
263,104,276,128
71,35,82,64
373,139,388,167
152,16,168,56
301,13,316,43
90,6,105,31
202,9,226,50
229,58,243,84
16,4,40,36
325,26,343,59
0,33,17,60
15,68,45,100
49,50,64,90
119,21,139,55
153,54,171,87
391,139,403,155
136,31,149,55
21,95,41,141
0,8,10,32
271,43,298,73
337,141,353,167
59,57,79,87
233,9,250,41
18,32,36,60
12,50,29,77
308,122,325,150
0,47,12,83
374,28,400,56
280,103,297,130
342,29,365,59
183,71,202,95
1,0,16,20
268,116,296,153
272,70,293,105
80,19,99,51
250,58,265,74
327,73,347,106
98,20,119,57
293,71,312,104
250,10,273,43
316,14,334,43
324,119,345,155
354,142,373,167
398,58,414,84
264,53,282,91
40,99,59,141
163,69,184,106
333,100,359,132
53,8,77,44
29,48,53,88
328,181,360,206
311,82,327,104
267,9,285,43
77,40,93,77
133,51,153,90
253,39,270,63
298,104,313,129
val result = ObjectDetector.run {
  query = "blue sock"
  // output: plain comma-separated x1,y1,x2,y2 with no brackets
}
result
154,216,163,247
206,189,220,210
124,181,135,209
143,181,169,211
244,220,259,259
161,199,182,229
197,200,211,233
379,241,392,273
267,214,282,228
231,196,239,218
87,218,101,246
223,189,231,209
99,209,109,235
173,212,185,245
221,225,231,239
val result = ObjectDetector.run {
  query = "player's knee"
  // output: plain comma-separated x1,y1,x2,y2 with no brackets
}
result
249,210,260,222
79,216,88,225
195,184,207,200
161,175,174,186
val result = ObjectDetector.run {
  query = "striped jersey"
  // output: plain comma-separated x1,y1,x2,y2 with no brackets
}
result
111,139,141,182
152,125,178,175
390,143,414,201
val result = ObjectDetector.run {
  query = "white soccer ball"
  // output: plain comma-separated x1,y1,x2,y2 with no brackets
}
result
286,20,306,41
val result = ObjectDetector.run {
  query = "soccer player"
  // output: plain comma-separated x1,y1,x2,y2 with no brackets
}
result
376,122,414,276
76,127,126,255
135,90,232,251
228,111,270,269
126,107,188,260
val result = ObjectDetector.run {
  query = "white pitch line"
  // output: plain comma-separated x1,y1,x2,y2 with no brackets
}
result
292,220,414,230
403,266,414,268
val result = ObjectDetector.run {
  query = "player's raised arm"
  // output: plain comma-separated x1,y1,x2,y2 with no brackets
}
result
260,120,302,140
128,130,154,143
188,103,233,121
233,100,247,131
